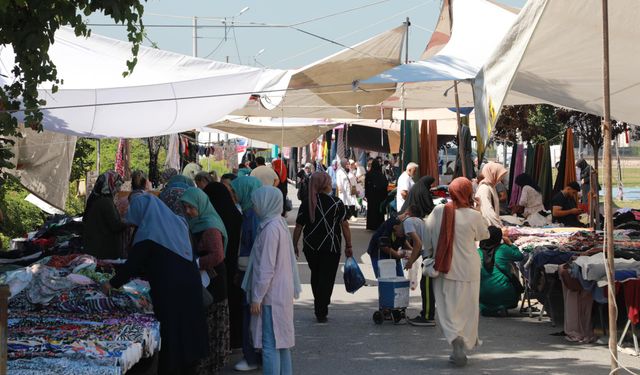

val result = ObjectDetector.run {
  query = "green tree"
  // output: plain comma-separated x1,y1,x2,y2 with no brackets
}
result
494,104,565,145
70,138,95,182
0,0,146,182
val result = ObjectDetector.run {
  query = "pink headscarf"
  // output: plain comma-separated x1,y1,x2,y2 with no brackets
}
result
480,162,508,186
308,171,332,223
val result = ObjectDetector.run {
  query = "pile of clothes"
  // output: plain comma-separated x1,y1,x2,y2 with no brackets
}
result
2,254,159,374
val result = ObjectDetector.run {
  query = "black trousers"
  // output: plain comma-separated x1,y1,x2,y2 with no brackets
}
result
304,249,341,319
419,274,436,320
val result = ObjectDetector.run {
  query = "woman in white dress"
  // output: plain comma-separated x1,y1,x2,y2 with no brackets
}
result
427,177,489,367
475,162,508,227
515,173,550,227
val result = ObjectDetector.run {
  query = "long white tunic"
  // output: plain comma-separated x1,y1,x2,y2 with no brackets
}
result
426,205,490,350
249,217,296,349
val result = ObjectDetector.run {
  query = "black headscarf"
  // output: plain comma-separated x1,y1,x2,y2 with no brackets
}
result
515,173,541,192
203,182,243,261
399,175,436,217
479,226,503,272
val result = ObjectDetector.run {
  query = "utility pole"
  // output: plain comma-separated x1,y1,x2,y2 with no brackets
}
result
192,16,198,57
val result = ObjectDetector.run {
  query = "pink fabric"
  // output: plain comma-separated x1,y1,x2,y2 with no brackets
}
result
308,172,332,223
250,217,296,349
509,145,525,208
115,139,125,177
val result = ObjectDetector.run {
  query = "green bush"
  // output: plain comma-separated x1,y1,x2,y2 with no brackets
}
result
1,190,45,245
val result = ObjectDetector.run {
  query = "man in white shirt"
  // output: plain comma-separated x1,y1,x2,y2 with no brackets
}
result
336,159,356,219
396,162,418,213
250,156,279,187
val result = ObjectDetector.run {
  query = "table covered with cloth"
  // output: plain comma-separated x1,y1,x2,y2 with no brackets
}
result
1,254,160,374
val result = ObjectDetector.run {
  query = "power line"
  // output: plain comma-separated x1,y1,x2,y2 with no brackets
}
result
289,0,395,27
0,83,396,113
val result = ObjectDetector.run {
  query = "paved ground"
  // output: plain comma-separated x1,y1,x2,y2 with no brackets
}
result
223,188,640,375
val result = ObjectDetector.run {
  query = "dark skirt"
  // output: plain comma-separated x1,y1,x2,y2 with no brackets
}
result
198,300,230,374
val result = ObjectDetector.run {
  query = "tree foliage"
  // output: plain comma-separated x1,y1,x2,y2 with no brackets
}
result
494,104,565,145
70,138,95,182
0,0,146,181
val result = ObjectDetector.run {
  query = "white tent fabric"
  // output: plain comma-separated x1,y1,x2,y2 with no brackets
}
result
208,117,338,147
474,0,640,149
6,126,76,210
0,27,288,138
230,26,406,119
364,0,515,84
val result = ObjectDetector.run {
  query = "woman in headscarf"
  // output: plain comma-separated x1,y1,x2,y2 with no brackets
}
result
475,162,508,227
515,173,548,226
160,167,178,186
203,181,244,350
364,159,388,230
425,177,489,366
292,172,353,323
83,171,126,259
477,226,524,317
271,157,289,212
102,194,208,375
180,188,229,374
158,175,195,217
399,175,436,218
229,176,263,371
243,187,301,375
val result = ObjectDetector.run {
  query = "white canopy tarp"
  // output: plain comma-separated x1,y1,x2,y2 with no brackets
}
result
208,117,338,147
362,0,519,110
6,126,76,211
230,26,406,119
474,0,640,149
0,27,289,138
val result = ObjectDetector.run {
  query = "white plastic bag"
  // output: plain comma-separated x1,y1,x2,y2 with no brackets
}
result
408,255,422,290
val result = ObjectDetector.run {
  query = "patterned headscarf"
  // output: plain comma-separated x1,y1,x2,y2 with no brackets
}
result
161,168,178,184
308,171,332,223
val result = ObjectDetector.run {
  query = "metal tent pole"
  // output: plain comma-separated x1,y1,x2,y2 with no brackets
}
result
601,0,617,372
401,17,410,169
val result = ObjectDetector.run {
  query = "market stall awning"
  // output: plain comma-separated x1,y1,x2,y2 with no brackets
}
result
474,0,640,149
207,117,338,147
231,26,406,119
0,27,289,138
361,0,520,110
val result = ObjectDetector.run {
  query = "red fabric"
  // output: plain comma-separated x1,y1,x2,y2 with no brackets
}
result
434,177,473,273
623,279,640,324
272,159,288,183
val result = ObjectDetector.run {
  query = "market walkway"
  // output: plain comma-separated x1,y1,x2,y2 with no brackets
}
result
223,188,640,375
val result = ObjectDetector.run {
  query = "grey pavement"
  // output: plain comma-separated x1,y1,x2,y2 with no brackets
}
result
223,186,640,375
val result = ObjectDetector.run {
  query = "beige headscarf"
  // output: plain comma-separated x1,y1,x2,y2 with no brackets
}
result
480,162,508,186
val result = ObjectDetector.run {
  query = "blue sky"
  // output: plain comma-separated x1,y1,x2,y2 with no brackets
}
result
88,0,525,69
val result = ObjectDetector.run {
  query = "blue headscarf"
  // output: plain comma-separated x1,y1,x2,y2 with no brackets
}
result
180,187,228,252
126,194,193,262
231,176,262,211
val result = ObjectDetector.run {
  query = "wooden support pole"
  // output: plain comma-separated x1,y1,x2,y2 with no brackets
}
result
0,284,9,375
601,0,618,372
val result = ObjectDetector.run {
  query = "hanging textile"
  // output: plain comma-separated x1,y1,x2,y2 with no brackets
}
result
336,128,346,160
525,143,536,177
553,128,576,195
115,139,125,177
311,141,318,162
347,124,391,153
322,131,330,166
453,118,474,179
420,120,439,186
538,142,553,207
507,143,518,202
400,120,420,170
330,129,338,163
532,144,543,183
508,144,525,209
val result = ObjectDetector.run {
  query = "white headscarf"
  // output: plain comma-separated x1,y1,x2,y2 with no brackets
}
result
242,186,302,301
